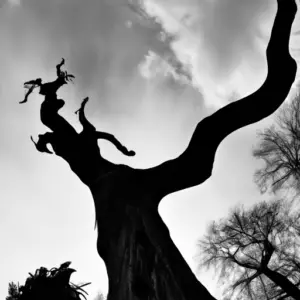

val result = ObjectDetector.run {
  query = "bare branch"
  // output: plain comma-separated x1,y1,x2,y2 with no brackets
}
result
254,90,300,194
196,199,300,299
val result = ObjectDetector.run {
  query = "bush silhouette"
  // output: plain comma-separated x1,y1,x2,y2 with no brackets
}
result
6,262,91,300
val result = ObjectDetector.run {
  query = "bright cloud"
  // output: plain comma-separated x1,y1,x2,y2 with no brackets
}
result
135,0,300,108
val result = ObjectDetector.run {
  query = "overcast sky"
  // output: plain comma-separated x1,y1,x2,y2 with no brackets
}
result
0,0,300,299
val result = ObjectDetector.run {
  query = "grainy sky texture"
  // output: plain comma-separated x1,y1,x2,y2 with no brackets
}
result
0,0,300,298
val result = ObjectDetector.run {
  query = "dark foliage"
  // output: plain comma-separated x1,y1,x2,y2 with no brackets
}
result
6,262,91,300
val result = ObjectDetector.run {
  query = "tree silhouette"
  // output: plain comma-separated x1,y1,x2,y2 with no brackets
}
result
253,89,300,194
196,199,300,299
19,0,298,299
6,262,90,300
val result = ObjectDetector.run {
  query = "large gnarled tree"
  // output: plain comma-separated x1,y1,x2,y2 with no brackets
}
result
20,1,298,299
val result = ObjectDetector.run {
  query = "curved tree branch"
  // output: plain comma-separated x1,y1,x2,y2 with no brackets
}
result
141,0,297,203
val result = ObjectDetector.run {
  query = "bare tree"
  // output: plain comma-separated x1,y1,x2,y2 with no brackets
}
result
19,1,298,299
253,90,300,194
196,199,300,300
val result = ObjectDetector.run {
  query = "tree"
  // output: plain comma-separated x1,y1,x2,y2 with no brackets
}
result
196,199,300,300
6,262,91,300
19,1,298,299
253,89,300,194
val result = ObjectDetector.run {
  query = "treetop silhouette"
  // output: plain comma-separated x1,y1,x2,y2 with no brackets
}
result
20,58,75,105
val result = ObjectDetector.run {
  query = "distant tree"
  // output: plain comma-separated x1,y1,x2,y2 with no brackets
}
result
196,199,300,300
6,262,91,300
253,90,300,194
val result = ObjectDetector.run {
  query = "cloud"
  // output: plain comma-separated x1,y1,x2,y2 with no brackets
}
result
134,0,284,107
7,0,21,6
138,50,191,84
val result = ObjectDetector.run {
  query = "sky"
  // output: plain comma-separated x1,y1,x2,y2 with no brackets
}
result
0,0,300,299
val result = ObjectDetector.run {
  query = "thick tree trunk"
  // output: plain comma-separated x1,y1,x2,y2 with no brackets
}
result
264,267,300,299
90,171,217,300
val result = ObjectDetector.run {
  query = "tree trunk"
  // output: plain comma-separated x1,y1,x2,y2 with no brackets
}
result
264,267,300,300
90,171,217,300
